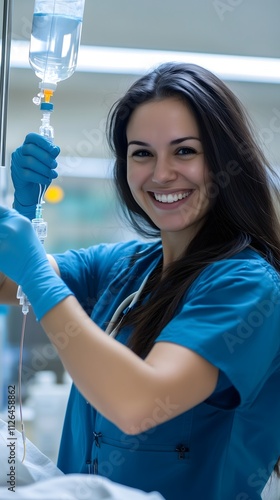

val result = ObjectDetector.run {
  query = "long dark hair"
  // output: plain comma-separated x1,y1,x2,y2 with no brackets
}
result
107,62,280,358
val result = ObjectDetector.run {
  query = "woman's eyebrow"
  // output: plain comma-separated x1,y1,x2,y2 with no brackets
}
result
127,136,201,147
170,136,201,144
127,140,149,147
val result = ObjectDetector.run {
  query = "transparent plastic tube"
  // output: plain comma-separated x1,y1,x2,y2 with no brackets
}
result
39,102,54,141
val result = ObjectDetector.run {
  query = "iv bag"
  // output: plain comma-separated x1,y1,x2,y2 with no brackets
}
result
29,0,85,88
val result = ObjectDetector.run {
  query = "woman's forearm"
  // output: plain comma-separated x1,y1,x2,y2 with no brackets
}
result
40,295,159,433
40,295,218,434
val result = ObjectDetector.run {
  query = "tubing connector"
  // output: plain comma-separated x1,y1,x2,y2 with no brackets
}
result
32,208,48,245
39,81,57,92
17,286,30,315
33,81,57,106
43,89,53,103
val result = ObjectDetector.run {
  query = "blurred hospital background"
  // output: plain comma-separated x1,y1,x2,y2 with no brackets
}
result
0,0,279,463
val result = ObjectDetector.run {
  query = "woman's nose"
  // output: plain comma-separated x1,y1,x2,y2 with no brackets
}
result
152,156,177,184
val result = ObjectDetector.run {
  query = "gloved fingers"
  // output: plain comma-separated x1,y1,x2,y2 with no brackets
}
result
24,132,60,158
0,204,71,321
20,143,59,170
13,152,58,180
10,135,60,219
12,145,58,179
0,204,44,284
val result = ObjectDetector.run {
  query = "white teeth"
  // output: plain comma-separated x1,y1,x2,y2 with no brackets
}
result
154,192,191,203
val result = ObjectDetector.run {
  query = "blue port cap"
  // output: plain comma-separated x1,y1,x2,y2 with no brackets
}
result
40,102,54,111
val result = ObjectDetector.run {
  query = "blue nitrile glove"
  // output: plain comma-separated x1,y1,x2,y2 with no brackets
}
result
11,133,60,220
0,206,72,320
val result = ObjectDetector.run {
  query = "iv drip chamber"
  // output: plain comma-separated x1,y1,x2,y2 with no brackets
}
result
29,0,85,88
39,102,54,140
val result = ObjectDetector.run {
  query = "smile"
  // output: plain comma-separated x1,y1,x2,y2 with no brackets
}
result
152,191,193,204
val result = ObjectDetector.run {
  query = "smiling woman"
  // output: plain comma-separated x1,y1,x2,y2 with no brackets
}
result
126,98,210,261
0,62,280,500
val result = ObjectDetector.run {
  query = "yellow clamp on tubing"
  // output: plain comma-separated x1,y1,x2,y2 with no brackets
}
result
44,89,53,103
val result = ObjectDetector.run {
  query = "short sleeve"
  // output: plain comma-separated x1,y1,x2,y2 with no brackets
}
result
155,254,280,406
53,241,147,315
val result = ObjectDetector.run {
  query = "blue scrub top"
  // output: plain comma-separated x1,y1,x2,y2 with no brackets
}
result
54,240,280,500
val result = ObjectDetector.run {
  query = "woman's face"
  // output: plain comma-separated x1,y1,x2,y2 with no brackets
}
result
126,97,211,250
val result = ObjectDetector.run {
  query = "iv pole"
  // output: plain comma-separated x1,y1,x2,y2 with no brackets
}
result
0,0,13,415
0,0,13,206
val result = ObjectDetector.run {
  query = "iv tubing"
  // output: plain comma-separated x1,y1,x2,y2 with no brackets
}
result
38,183,46,207
0,1,26,457
17,186,48,462
18,314,27,462
36,184,47,219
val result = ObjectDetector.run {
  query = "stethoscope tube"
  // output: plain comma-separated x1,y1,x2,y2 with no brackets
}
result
106,273,151,337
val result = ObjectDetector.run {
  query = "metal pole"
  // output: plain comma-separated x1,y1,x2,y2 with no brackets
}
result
0,0,13,205
0,1,13,411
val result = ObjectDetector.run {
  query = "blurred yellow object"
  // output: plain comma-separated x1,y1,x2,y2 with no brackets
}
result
45,185,64,204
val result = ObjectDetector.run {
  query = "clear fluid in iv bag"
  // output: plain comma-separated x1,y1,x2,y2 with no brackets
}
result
29,13,82,85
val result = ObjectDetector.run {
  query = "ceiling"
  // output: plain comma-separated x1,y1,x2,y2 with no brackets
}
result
2,0,280,170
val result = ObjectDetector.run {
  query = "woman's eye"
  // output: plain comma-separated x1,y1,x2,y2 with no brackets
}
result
177,147,196,156
132,149,152,158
